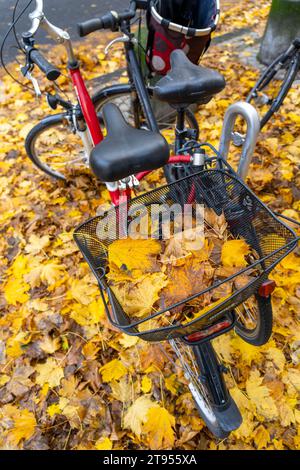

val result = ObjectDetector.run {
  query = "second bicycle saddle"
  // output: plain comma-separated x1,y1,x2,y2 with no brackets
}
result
90,103,169,182
153,49,226,106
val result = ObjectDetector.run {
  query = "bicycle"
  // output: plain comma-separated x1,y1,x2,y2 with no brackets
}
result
247,37,300,130
1,0,199,182
71,7,299,438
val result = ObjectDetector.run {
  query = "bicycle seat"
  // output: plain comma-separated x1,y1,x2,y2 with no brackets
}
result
153,49,226,106
90,103,169,182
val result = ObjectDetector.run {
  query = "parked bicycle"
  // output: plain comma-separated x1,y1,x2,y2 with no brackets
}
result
2,0,212,181
247,37,300,129
70,4,299,438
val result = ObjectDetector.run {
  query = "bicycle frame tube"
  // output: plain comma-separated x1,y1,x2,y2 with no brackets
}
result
135,155,192,181
69,67,103,146
126,45,159,133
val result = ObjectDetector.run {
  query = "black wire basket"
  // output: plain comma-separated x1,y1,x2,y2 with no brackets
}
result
74,158,298,342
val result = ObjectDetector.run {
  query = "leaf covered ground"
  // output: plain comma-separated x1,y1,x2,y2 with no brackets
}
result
0,0,299,450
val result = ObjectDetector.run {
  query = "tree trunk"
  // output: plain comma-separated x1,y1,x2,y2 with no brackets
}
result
259,0,300,64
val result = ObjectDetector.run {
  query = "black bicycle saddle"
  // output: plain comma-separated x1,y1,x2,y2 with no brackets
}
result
153,49,226,106
90,103,169,182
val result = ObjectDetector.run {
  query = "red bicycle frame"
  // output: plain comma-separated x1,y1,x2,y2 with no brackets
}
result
69,67,103,146
69,64,194,207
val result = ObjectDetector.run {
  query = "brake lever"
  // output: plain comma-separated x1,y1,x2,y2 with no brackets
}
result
104,35,137,55
23,69,42,98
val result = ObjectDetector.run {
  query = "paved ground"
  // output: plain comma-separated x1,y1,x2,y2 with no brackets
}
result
0,0,124,60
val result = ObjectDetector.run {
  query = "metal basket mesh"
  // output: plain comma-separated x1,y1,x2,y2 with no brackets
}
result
74,160,297,342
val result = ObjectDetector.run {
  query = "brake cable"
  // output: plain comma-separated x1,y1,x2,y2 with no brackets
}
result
0,0,35,91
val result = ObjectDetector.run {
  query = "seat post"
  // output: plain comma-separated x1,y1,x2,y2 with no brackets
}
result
175,107,187,153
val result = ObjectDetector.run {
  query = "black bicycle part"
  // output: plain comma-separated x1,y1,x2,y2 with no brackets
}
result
191,341,242,437
234,293,273,346
21,32,61,81
164,106,200,184
93,83,199,136
73,158,298,342
77,0,148,37
181,311,236,346
46,93,73,111
89,103,169,182
247,43,300,129
25,112,73,180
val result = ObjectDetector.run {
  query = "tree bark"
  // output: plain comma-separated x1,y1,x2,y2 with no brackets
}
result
259,0,300,64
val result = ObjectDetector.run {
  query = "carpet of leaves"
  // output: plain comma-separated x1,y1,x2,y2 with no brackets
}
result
0,0,299,450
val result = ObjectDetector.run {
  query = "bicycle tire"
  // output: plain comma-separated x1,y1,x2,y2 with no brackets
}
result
260,52,300,128
247,50,300,129
247,52,288,98
234,293,273,346
25,113,70,180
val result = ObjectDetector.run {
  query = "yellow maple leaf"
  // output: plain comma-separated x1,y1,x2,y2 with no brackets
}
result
112,272,168,317
99,359,127,382
110,377,132,404
40,263,66,285
47,403,62,417
143,406,176,450
231,336,262,366
25,234,50,255
141,376,152,394
4,278,30,305
0,374,10,387
265,347,286,373
246,370,278,420
38,335,61,354
95,437,113,450
165,374,179,395
82,341,100,361
70,298,105,326
10,254,29,279
68,278,98,305
123,395,157,437
108,238,161,279
3,406,36,445
221,239,250,267
253,425,270,450
118,334,139,349
35,358,64,388
6,332,32,359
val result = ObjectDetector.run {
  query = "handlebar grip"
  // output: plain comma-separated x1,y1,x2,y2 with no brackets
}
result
30,49,61,81
77,18,104,37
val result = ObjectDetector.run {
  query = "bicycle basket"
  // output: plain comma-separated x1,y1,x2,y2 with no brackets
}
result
146,0,220,75
74,158,297,342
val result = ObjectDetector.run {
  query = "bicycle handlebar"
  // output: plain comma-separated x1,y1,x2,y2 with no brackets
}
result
28,0,44,35
77,0,148,37
29,48,61,81
78,14,117,37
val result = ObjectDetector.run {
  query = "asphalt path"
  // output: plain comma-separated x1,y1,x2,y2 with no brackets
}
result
0,0,125,61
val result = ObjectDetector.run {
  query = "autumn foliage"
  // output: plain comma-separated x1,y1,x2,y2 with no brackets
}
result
0,0,299,450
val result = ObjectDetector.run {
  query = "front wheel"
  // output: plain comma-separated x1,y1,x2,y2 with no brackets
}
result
169,339,242,438
25,112,92,180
